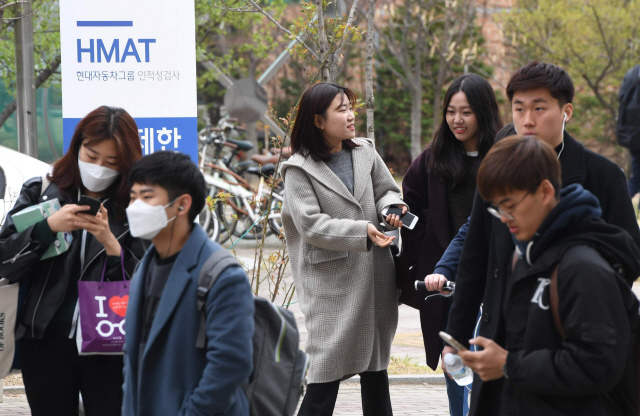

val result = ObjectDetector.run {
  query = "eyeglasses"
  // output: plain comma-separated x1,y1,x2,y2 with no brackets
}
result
487,193,530,221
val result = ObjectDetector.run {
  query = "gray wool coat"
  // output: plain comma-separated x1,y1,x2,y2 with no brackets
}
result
281,138,404,383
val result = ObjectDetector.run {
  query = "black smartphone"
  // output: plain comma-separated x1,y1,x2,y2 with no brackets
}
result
78,195,101,216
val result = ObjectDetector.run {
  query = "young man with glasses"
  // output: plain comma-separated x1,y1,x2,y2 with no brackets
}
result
457,135,639,416
426,62,640,416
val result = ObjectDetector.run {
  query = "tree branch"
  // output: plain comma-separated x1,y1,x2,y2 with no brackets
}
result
0,54,61,128
217,0,320,61
0,0,25,12
335,0,360,55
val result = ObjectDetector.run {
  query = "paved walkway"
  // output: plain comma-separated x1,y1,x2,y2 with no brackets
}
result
0,383,450,415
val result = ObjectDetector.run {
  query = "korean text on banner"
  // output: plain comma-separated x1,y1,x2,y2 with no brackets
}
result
59,0,198,160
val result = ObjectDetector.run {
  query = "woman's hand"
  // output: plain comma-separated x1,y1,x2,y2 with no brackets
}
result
74,204,121,256
424,273,449,294
47,204,91,234
385,205,408,228
367,223,396,248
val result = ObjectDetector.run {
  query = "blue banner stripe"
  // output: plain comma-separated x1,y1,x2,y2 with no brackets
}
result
77,21,133,27
63,117,198,162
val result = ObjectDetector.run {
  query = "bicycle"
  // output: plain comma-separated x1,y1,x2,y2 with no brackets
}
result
198,124,285,243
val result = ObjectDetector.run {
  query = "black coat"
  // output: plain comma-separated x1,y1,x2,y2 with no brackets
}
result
0,177,146,340
503,215,639,416
401,145,464,370
446,131,640,416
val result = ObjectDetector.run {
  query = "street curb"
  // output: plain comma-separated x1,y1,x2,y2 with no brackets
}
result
342,374,446,385
2,386,25,395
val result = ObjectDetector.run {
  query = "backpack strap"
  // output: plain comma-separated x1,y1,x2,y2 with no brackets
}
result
195,249,240,349
40,176,50,199
548,266,566,339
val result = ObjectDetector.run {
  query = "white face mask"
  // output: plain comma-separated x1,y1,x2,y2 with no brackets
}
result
126,198,178,240
78,158,120,192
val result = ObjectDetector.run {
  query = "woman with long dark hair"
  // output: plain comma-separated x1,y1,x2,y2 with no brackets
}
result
281,82,407,415
0,106,145,415
401,74,502,416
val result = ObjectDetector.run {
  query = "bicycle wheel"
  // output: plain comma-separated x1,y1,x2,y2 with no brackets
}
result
198,201,220,242
268,189,284,237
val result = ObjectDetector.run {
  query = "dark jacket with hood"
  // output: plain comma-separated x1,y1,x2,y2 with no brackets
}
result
501,184,639,416
0,177,145,340
445,126,640,416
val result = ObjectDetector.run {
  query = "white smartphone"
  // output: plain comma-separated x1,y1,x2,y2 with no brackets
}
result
381,205,419,230
439,331,468,352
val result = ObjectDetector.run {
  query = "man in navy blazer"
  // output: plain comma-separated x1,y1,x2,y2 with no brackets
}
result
122,151,254,416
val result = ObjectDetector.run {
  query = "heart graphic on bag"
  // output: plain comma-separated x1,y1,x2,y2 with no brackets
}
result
109,295,129,318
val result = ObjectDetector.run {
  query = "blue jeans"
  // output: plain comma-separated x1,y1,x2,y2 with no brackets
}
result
445,376,468,416
444,308,481,416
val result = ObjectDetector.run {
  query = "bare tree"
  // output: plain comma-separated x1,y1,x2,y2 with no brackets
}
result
216,0,363,83
373,0,478,160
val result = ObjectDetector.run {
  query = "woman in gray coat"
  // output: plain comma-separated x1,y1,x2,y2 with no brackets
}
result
281,83,407,416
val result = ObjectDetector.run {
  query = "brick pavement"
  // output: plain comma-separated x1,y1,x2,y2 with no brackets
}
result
0,383,450,415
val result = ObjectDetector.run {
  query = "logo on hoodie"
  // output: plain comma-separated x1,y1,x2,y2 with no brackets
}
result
531,278,551,310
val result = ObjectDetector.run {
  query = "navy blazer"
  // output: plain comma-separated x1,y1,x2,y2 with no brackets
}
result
122,225,254,416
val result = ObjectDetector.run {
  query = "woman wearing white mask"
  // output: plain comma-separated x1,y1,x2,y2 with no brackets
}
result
0,106,145,416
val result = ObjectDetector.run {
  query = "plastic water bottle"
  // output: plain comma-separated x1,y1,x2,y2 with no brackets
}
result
444,353,473,386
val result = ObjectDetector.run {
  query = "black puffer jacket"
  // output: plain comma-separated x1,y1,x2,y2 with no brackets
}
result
502,185,639,416
446,129,640,416
0,177,145,340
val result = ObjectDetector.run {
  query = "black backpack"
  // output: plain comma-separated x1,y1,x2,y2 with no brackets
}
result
196,249,309,416
617,65,640,150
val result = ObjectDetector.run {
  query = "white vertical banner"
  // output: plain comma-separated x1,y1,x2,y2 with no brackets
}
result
59,0,198,160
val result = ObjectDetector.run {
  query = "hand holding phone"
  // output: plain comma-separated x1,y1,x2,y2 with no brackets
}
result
78,195,102,216
381,205,419,230
439,331,468,352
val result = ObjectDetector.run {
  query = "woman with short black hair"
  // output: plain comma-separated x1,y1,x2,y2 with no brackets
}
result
282,82,407,415
0,106,146,415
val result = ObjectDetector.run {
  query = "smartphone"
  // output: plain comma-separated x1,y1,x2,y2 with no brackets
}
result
78,195,101,216
381,205,419,230
439,331,468,352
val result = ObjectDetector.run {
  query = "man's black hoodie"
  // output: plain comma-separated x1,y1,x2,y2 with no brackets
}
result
502,184,639,416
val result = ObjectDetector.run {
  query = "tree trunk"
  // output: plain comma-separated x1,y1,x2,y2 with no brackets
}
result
365,0,375,140
315,0,331,82
410,27,423,161
326,52,337,83
431,59,447,142
410,86,422,160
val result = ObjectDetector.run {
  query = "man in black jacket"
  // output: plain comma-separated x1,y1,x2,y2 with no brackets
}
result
439,62,640,416
457,135,639,416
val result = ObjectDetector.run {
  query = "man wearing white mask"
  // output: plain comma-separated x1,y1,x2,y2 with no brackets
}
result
121,151,254,416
